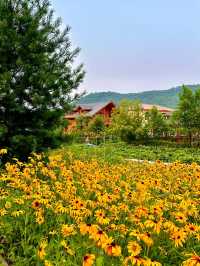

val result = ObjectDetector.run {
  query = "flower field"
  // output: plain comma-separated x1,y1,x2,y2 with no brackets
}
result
0,150,200,265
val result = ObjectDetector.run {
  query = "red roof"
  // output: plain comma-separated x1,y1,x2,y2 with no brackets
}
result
65,102,174,119
65,101,115,119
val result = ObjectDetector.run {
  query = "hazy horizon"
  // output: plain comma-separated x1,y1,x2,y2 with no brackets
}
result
52,0,200,94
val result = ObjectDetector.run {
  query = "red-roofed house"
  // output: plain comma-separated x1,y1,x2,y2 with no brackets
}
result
141,104,174,118
65,101,116,131
65,102,174,132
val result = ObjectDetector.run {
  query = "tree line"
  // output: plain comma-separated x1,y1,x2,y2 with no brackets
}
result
72,85,200,146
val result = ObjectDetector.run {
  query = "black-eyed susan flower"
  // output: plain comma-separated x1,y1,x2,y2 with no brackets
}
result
32,200,41,209
124,255,144,266
60,240,75,256
127,241,141,256
38,240,47,260
61,224,75,237
82,254,95,266
105,243,121,257
170,229,187,247
182,254,200,266
140,232,154,247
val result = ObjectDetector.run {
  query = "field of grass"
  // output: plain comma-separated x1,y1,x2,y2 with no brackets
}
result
51,142,200,164
1,147,200,265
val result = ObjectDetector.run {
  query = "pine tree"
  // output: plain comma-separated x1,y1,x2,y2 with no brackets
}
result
0,0,85,159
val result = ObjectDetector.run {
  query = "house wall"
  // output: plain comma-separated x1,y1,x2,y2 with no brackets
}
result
96,103,115,125
65,103,115,132
65,119,77,132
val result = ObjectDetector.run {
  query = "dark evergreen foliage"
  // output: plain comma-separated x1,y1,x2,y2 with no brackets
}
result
0,0,85,159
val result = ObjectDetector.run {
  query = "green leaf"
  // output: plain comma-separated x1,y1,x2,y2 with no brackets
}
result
96,256,104,266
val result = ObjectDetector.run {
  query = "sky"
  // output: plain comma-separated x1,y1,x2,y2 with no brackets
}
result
52,0,200,94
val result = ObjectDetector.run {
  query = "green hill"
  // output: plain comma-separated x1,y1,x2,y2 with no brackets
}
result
79,84,200,108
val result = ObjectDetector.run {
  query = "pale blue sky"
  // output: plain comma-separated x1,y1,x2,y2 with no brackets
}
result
52,0,200,93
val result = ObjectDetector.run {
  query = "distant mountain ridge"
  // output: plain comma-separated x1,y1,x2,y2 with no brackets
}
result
79,84,200,108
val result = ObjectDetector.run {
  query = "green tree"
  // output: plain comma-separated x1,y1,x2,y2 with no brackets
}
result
145,106,169,138
76,115,90,131
110,100,147,143
174,85,200,145
0,0,85,159
88,115,105,134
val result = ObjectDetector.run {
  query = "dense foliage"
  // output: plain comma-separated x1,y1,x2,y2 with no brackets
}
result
174,85,200,145
145,107,170,138
0,0,84,159
109,100,147,143
109,100,169,143
0,149,200,265
88,115,105,134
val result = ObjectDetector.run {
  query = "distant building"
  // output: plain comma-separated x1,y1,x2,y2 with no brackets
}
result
65,101,174,131
141,104,174,118
65,101,115,131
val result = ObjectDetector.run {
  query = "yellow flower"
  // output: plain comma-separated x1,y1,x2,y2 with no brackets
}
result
82,254,95,266
95,209,110,225
14,198,25,205
44,260,52,266
144,219,162,234
0,208,8,216
38,240,47,260
11,210,25,217
36,215,45,225
163,221,176,233
185,223,199,234
130,229,141,238
49,230,57,236
0,148,7,155
143,259,162,266
170,229,187,247
35,209,45,224
140,232,154,247
182,254,200,266
40,240,48,249
174,212,187,224
60,240,75,256
5,201,12,209
90,229,107,243
32,200,41,209
79,223,98,235
124,256,144,266
127,241,141,256
61,224,75,237
105,243,121,257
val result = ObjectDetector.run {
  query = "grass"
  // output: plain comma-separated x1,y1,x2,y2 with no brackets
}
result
50,141,200,164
